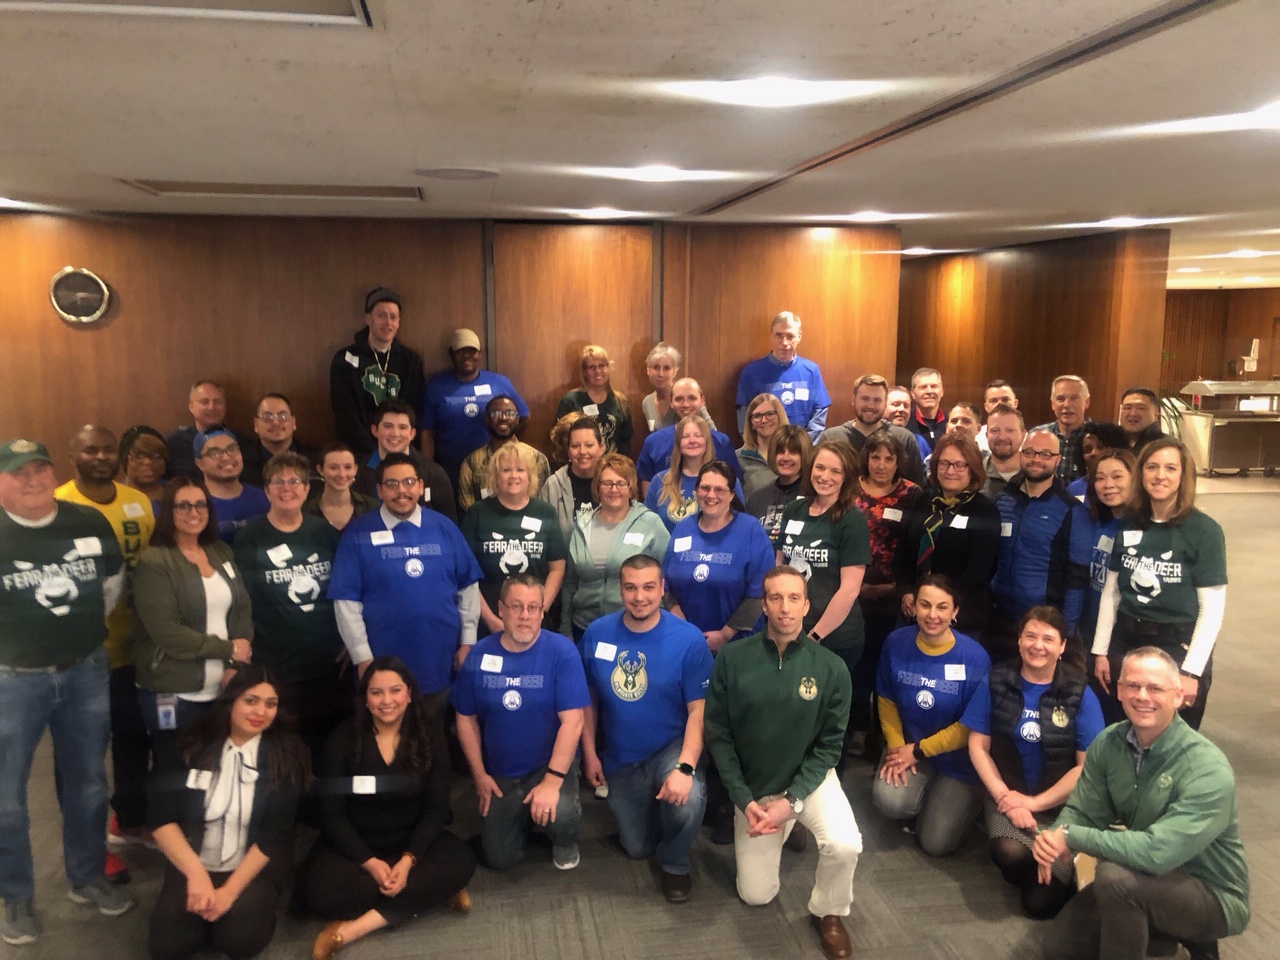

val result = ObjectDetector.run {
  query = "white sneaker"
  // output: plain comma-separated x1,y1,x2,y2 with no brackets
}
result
594,783,609,799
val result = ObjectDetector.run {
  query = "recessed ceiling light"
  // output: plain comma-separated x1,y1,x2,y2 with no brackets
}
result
415,168,499,181
1049,215,1192,229
1135,99,1280,135
1175,267,1203,273
902,246,936,255
1241,276,1264,282
654,76,891,108
569,164,738,183
1225,248,1264,258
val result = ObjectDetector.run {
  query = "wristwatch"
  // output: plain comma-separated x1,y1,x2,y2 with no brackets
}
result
785,791,804,814
674,761,695,776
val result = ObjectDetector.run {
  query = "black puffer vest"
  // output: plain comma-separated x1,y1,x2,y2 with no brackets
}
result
987,658,1086,794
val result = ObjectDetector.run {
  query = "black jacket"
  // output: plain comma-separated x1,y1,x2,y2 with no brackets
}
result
329,327,425,461
987,658,1087,795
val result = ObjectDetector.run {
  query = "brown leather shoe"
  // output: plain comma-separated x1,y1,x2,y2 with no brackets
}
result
810,914,852,959
660,870,692,904
446,888,472,913
785,823,808,853
312,920,345,960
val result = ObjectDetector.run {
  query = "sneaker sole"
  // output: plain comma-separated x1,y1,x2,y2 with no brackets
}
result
66,891,135,917
553,857,581,871
1,931,38,946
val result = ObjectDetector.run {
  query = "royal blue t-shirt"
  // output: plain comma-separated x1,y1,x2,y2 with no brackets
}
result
662,512,773,636
735,355,831,430
212,485,270,543
962,678,1105,790
636,425,740,483
451,630,590,780
327,508,483,694
876,626,991,782
580,610,713,774
423,370,528,478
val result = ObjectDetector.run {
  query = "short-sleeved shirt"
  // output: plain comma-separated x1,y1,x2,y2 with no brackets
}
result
555,390,634,457
778,499,872,650
580,610,713,774
1108,509,1227,623
962,678,1105,790
423,370,529,479
452,630,590,780
211,486,270,543
662,512,774,636
460,498,567,612
736,355,831,428
232,515,342,683
876,627,990,782
636,425,739,483
327,507,483,694
646,469,745,533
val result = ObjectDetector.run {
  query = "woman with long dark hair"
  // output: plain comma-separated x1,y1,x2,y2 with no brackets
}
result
146,665,310,960
306,656,474,959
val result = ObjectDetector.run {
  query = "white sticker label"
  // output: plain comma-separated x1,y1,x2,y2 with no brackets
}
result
647,419,657,430
582,404,600,416
352,775,376,795
73,537,102,557
422,486,431,502
222,561,236,579
1001,522,1013,537
266,544,293,567
882,508,903,522
944,664,967,681
520,515,542,533
673,536,692,552
345,351,360,368
370,530,395,545
950,514,969,530
1123,530,1142,547
480,488,492,500
623,532,645,546
1097,535,1114,553
480,653,504,673
595,642,618,661
1076,494,1087,503
795,387,810,401
474,383,492,396
186,769,213,790
785,520,805,535
123,502,145,519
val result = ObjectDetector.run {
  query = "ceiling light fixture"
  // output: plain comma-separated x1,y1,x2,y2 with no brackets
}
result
654,76,892,108
1224,248,1264,258
1175,267,1204,273
415,168,498,181
1241,276,1265,282
902,246,936,255
1135,99,1280,135
1048,215,1192,229
569,164,739,183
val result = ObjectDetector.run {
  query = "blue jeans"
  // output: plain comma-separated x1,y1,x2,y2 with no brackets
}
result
0,648,110,901
606,737,706,875
481,760,582,871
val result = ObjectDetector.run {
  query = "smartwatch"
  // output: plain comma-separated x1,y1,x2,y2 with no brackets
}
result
675,762,695,776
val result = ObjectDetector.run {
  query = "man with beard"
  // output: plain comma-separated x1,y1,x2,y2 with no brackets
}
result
981,404,1027,500
240,393,317,488
193,429,269,542
976,380,1019,453
818,375,925,485
456,395,550,512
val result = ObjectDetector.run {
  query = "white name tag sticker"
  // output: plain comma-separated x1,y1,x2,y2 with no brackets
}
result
785,520,805,534
123,502,145,519
945,664,967,681
1123,530,1142,547
520,515,542,533
1098,535,1114,553
352,775,377,795
647,419,657,430
582,404,600,416
950,514,969,530
370,530,395,546
480,653,504,673
266,544,292,566
595,642,618,661
186,769,213,790
1076,494,1087,503
480,488,492,500
623,532,645,546
222,561,237,579
345,351,360,368
795,387,810,401
1000,522,1013,537
73,537,102,557
474,383,492,396
882,508,903,522
673,536,692,552
422,487,431,502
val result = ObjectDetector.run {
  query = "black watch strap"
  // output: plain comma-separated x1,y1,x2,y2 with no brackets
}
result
675,761,695,776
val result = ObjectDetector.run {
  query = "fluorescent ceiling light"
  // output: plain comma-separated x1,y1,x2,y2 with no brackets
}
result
902,246,936,255
0,196,65,212
1241,276,1264,282
841,210,933,223
0,0,371,25
1224,248,1264,258
1134,99,1280,135
569,164,740,183
655,76,891,108
1175,267,1203,273
1048,215,1192,229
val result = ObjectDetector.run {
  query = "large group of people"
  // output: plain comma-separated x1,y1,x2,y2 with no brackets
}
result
0,297,1249,960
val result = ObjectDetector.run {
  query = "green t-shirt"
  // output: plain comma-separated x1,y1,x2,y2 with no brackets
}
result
232,515,342,683
460,498,568,611
0,503,123,668
555,390,635,456
778,499,872,650
1109,509,1227,624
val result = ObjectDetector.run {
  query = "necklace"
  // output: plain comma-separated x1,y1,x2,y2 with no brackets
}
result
372,346,391,380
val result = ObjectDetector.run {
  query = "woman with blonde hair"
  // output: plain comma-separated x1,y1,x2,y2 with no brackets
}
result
736,393,788,500
644,416,741,533
556,344,635,456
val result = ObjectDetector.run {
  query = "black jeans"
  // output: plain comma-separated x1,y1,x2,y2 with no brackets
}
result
109,665,152,828
148,864,283,960
1100,614,1211,729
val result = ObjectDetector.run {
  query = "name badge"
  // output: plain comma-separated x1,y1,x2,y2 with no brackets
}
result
582,404,600,416
73,536,102,557
785,520,805,535
480,653,503,672
266,544,293,566
1097,535,1114,553
1123,530,1142,547
1000,522,1013,537
795,387,810,401
222,561,237,579
123,502,145,519
474,383,492,396
882,508,903,523
371,530,395,545
1076,494,1086,503
950,514,969,530
480,488,492,500
422,486,431,502
944,664,967,681
647,419,657,430
520,515,542,533
352,776,377,795
595,642,618,661
345,351,360,368
186,769,213,790
623,532,644,546
673,536,692,552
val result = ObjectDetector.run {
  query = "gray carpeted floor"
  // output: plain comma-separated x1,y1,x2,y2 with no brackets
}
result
2,492,1274,960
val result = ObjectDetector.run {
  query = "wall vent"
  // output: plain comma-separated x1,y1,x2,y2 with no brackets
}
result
0,0,372,27
119,180,423,201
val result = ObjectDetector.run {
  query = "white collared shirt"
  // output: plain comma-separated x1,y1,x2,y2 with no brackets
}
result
198,735,261,872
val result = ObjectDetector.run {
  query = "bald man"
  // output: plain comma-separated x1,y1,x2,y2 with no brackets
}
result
635,379,740,498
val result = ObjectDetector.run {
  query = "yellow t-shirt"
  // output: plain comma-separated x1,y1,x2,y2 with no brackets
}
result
55,481,156,668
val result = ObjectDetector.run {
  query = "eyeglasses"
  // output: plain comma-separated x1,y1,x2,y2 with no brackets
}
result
698,485,731,497
1021,448,1061,461
599,479,630,490
488,410,520,420
256,412,293,424
750,410,779,422
502,602,544,615
128,451,166,463
1117,681,1173,696
380,477,421,491
267,477,307,489
584,363,609,373
173,500,210,513
935,459,970,473
199,444,240,460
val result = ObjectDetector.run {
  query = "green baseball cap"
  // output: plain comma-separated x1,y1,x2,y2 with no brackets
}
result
0,439,53,474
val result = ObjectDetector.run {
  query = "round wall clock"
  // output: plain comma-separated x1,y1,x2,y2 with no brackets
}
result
50,266,110,324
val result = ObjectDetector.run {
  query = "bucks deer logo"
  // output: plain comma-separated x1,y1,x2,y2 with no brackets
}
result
610,650,648,702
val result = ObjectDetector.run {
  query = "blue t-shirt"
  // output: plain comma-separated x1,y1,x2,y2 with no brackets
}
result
580,610,713,774
327,508,483,694
876,626,991,782
662,512,773,636
1066,476,1088,499
636,425,740,483
212,485,270,543
962,678,1104,791
645,470,746,533
735,355,831,431
423,370,528,478
1069,512,1120,644
451,630,590,780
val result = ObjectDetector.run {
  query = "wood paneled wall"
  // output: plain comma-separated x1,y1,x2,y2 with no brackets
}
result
663,224,901,438
1162,290,1229,393
1225,289,1280,380
898,230,1170,426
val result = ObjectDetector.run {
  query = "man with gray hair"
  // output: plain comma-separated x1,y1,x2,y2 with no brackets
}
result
165,379,251,479
736,311,831,441
1035,375,1091,483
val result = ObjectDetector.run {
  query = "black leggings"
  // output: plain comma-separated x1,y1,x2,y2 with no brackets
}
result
148,865,282,960
989,837,1073,920
1099,615,1211,729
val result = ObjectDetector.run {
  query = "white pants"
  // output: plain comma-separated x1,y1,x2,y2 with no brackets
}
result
733,769,863,917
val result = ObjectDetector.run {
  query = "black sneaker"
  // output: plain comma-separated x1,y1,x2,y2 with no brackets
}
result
1184,941,1220,960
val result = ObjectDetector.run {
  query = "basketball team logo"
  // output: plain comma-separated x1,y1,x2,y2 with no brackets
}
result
404,558,424,578
915,690,935,710
798,677,818,701
610,650,648,702
693,563,710,582
502,690,522,711
464,402,479,418
1020,720,1042,743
